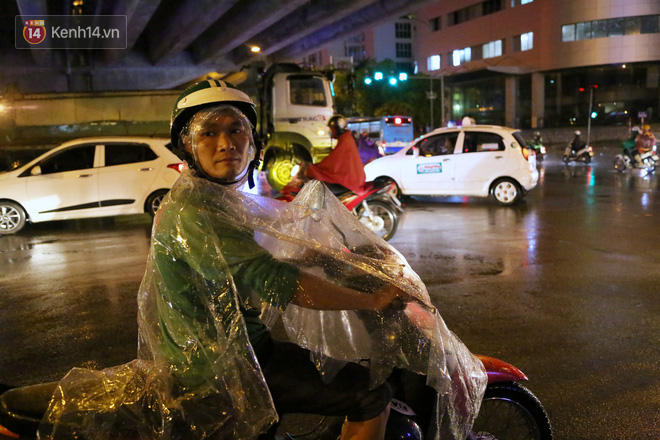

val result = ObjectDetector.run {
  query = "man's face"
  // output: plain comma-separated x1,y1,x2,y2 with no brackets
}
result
186,111,252,181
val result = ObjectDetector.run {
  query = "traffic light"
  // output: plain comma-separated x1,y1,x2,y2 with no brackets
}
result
363,71,409,86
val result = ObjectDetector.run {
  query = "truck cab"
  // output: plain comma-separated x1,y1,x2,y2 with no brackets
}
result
245,63,335,190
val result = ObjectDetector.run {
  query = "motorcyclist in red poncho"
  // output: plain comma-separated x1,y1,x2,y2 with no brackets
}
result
291,115,366,194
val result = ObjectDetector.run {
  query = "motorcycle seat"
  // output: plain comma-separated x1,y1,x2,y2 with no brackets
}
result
0,381,58,437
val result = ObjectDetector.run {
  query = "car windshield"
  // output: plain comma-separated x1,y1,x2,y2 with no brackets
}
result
512,131,528,148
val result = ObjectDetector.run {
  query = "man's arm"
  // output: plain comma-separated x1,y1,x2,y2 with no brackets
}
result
291,272,406,312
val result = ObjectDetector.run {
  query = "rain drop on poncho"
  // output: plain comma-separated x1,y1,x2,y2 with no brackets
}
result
38,170,487,440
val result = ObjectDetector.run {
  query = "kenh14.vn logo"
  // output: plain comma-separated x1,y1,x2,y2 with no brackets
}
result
23,19,46,44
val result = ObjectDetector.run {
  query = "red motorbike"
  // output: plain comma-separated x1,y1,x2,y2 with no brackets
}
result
0,352,552,440
279,178,403,241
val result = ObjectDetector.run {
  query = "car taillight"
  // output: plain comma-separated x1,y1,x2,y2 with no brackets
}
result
167,163,185,173
521,147,531,161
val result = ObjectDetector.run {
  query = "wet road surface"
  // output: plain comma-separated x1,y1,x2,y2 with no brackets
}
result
1,146,658,439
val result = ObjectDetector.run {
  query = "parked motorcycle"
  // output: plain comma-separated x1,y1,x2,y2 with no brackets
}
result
563,144,593,164
279,177,403,241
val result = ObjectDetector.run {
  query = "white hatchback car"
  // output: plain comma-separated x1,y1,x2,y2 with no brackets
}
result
0,137,184,234
364,123,539,206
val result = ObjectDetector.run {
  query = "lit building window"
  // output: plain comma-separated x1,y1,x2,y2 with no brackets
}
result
562,24,575,42
520,32,533,51
428,55,441,71
511,0,533,5
452,47,471,66
563,14,660,42
482,40,502,58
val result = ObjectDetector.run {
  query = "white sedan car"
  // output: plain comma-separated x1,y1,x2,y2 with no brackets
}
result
0,137,184,234
365,124,539,206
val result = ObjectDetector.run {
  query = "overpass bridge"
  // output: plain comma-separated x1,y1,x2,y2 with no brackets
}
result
1,0,433,93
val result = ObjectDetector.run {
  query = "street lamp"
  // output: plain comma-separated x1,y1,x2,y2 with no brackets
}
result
580,84,598,146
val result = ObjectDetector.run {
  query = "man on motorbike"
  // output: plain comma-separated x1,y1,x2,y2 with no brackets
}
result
301,115,367,193
634,124,657,166
153,80,408,439
622,126,640,158
27,81,485,440
569,130,585,156
358,130,383,165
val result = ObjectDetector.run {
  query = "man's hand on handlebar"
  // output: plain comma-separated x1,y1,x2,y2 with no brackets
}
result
371,283,412,312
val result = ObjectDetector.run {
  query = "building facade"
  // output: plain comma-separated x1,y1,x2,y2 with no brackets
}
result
300,17,416,74
416,0,660,128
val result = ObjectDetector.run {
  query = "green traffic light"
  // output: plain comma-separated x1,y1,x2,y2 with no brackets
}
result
364,77,372,85
591,111,597,119
374,72,383,80
399,73,408,81
389,77,397,85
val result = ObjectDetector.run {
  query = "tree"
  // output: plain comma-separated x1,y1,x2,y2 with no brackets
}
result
332,59,437,136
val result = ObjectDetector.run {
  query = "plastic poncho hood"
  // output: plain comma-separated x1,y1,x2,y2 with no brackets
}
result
38,171,487,440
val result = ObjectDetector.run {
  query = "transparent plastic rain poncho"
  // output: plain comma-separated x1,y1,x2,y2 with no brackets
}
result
38,107,486,440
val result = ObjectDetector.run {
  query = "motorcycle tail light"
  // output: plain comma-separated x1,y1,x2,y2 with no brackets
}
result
167,163,185,173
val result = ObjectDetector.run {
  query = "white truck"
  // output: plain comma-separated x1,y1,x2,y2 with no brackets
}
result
238,63,336,190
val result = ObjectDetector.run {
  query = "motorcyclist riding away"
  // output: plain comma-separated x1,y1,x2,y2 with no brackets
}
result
36,81,486,440
569,130,585,155
634,124,656,165
622,126,640,159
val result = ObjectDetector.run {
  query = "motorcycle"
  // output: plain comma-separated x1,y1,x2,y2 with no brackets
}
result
279,176,403,242
563,144,593,164
529,141,546,162
0,352,552,440
613,146,659,173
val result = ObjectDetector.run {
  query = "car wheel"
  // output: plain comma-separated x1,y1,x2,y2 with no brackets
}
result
146,190,169,216
492,178,521,206
0,201,27,235
375,176,403,199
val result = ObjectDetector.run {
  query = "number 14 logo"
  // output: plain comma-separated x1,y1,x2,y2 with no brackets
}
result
23,20,46,44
